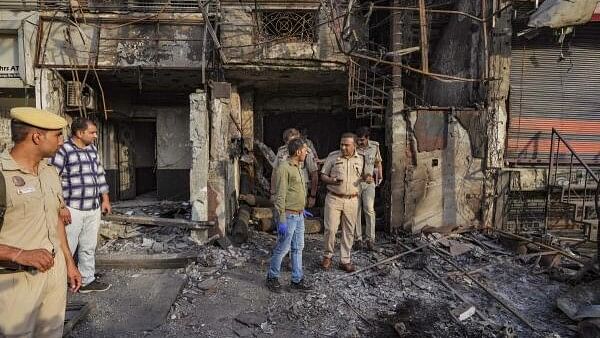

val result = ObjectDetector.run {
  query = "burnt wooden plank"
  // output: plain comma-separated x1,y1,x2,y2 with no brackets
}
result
102,214,214,228
96,252,200,269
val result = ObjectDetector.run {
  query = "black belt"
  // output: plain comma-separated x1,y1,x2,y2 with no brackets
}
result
0,261,35,274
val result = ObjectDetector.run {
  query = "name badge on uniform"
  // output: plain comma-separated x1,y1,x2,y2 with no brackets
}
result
17,187,36,195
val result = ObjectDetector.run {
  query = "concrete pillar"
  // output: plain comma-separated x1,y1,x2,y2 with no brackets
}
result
208,88,231,236
35,69,66,117
190,91,209,223
386,88,407,232
483,0,512,228
385,0,408,233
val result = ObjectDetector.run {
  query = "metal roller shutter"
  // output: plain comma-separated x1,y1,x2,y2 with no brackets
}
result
508,23,600,165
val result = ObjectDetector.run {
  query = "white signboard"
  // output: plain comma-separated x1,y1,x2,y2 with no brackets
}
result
0,34,20,79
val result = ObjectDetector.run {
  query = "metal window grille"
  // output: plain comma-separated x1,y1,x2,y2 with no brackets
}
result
258,10,318,43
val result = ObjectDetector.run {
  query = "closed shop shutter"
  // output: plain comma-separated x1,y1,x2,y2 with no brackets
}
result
508,23,600,165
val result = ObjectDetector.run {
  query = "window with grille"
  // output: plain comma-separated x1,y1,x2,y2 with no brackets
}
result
258,10,318,43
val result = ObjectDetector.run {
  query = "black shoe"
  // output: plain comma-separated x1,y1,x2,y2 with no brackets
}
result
365,240,375,252
290,279,313,292
353,240,363,251
79,280,111,293
266,277,282,293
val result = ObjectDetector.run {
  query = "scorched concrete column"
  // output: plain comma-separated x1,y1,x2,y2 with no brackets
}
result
386,89,408,232
208,84,232,236
190,90,209,223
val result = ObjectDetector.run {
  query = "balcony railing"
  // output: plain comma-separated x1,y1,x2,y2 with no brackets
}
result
0,0,218,13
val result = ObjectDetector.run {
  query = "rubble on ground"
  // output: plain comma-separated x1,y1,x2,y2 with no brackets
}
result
97,201,201,255
81,199,593,337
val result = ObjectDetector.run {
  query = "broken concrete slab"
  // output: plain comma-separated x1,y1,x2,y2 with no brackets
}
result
450,303,476,322
235,311,267,327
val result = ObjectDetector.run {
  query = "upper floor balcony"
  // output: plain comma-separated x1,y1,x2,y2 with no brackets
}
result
0,0,218,15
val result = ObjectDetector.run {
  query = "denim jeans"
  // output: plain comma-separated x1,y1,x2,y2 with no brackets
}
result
66,207,101,286
267,213,305,283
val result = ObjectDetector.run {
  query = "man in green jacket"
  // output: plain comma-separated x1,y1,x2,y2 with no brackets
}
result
266,138,312,293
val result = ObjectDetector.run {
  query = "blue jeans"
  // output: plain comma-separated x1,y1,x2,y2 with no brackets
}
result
267,213,305,283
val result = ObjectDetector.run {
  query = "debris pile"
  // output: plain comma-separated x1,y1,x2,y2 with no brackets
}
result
77,198,594,338
97,201,205,255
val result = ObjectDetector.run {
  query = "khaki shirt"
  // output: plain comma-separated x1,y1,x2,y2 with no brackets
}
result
274,144,318,185
357,140,382,176
321,150,365,196
0,151,63,253
274,160,306,223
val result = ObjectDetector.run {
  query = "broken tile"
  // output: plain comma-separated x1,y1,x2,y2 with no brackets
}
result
450,303,476,321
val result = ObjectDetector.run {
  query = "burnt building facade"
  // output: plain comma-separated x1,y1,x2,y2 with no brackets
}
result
0,0,598,239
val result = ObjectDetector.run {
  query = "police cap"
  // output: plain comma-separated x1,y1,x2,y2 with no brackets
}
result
10,107,68,130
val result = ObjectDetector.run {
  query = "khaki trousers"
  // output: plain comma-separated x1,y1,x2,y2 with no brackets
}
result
323,193,359,264
356,182,376,242
0,252,67,338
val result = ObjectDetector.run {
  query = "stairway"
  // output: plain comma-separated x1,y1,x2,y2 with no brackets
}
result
347,58,391,128
503,129,600,261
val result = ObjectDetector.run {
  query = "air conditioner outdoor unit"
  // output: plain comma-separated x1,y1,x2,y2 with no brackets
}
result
66,81,97,112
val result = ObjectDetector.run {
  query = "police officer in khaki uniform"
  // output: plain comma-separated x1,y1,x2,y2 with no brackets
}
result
271,128,318,207
0,107,82,338
320,133,371,273
355,127,383,251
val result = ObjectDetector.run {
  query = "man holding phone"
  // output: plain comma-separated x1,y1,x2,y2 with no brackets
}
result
320,133,369,273
50,117,111,293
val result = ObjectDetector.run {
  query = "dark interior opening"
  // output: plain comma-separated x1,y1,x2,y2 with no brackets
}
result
133,120,157,196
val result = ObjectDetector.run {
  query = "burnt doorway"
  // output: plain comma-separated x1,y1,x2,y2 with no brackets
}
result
133,120,157,196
